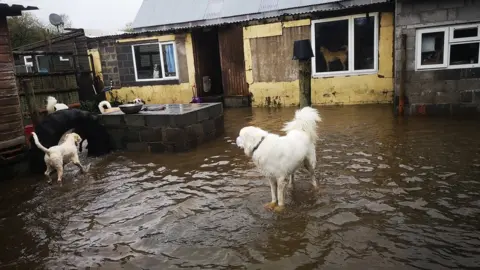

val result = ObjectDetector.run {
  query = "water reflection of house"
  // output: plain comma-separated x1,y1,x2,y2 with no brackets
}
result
93,0,395,107
395,0,480,116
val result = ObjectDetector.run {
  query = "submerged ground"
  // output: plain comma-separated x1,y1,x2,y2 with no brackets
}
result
1,105,480,269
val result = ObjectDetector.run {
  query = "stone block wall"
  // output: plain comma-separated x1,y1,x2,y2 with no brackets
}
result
395,0,480,115
99,103,224,153
88,39,120,87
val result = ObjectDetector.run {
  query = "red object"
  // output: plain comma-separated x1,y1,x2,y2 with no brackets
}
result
24,124,34,147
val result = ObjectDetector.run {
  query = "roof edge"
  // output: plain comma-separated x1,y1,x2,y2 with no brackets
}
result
0,4,39,17
132,0,392,31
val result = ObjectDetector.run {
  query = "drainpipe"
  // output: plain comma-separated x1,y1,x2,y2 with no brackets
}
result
398,34,407,116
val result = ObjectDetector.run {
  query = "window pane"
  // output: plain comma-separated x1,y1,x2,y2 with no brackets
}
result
314,19,349,73
453,27,478,39
161,43,177,77
450,43,479,65
37,55,50,72
133,44,161,80
354,17,375,70
420,32,445,66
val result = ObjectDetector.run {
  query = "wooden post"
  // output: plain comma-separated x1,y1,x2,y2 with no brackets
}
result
22,79,40,127
299,59,312,108
398,34,407,116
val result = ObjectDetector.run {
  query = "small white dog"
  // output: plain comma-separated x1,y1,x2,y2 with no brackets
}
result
132,98,146,105
32,131,87,185
153,64,160,79
236,107,322,212
46,96,69,114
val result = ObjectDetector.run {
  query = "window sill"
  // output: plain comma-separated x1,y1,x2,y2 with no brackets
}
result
121,79,181,87
416,64,480,71
312,70,377,78
135,77,179,82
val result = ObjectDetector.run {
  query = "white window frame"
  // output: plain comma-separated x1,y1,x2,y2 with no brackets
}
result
131,41,179,82
23,56,33,67
449,24,480,43
416,23,480,71
311,12,379,77
415,27,449,70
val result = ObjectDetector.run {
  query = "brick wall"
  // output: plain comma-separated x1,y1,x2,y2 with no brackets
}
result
395,0,480,108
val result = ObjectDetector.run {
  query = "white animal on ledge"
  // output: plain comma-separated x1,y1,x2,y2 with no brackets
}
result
132,98,145,105
98,98,146,114
235,106,322,213
98,100,112,114
46,96,69,114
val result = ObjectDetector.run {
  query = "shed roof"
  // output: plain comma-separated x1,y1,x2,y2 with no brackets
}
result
132,0,391,31
14,29,85,51
0,3,38,16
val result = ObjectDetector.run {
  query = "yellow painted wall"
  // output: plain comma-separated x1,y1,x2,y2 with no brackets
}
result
245,13,394,107
107,33,196,104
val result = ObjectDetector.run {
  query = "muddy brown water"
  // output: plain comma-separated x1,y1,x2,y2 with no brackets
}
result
1,105,480,269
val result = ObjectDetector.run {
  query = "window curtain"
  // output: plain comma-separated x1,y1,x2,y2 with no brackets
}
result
164,44,175,74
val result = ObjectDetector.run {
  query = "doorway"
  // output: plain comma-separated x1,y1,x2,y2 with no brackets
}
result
192,28,223,102
192,25,250,106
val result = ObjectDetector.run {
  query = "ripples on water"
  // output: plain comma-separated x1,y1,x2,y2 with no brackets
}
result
1,105,480,269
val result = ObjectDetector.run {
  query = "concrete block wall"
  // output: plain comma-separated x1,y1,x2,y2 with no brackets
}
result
99,103,224,153
88,39,120,87
395,0,480,115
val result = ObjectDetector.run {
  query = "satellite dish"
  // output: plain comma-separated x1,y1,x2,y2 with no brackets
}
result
49,13,64,28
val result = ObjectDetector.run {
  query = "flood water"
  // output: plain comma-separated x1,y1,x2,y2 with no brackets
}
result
1,105,480,269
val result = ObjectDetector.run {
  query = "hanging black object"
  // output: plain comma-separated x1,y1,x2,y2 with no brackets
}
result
292,39,314,61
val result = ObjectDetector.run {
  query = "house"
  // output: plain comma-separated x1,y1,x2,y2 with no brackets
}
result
395,0,480,116
0,3,38,166
93,0,395,107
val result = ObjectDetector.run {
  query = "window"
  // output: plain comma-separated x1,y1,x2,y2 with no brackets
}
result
416,23,480,70
23,56,33,67
59,56,70,62
131,42,178,81
35,55,50,72
311,13,379,76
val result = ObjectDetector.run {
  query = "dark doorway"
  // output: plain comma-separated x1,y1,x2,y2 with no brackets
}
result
192,28,223,99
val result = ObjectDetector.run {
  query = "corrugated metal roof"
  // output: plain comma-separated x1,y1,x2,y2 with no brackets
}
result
84,29,126,38
132,0,390,31
0,3,38,16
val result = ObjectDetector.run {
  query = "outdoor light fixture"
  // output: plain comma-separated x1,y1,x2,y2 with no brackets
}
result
292,39,314,61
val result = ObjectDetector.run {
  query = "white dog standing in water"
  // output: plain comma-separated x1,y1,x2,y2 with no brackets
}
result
32,132,87,185
236,107,322,212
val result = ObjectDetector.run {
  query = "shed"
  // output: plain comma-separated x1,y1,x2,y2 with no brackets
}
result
0,3,38,165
